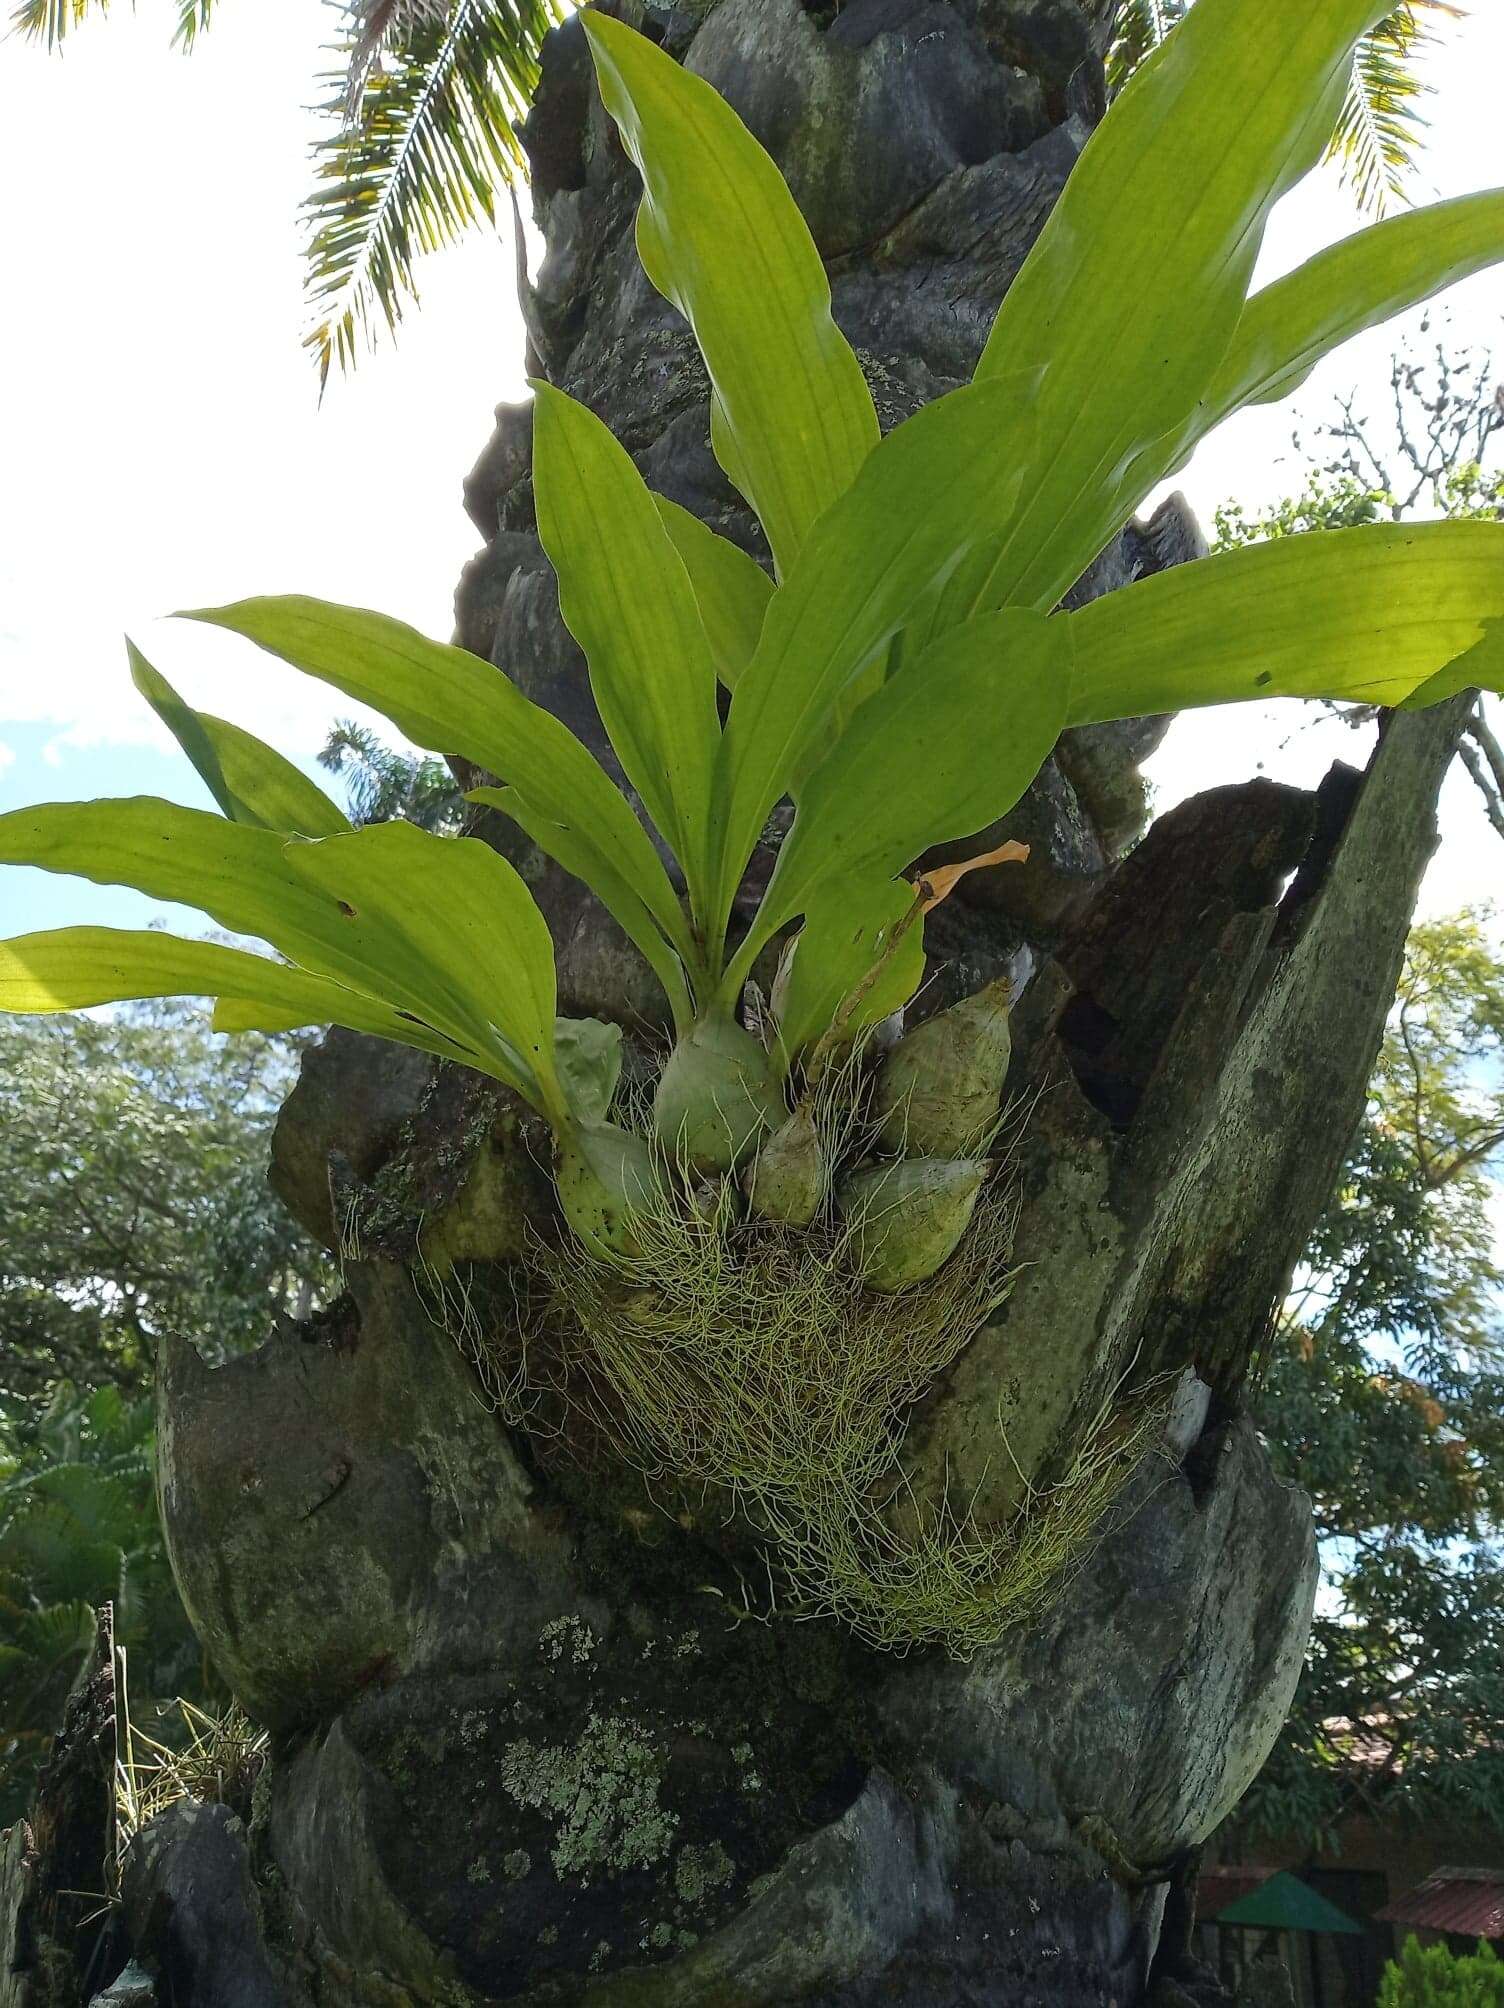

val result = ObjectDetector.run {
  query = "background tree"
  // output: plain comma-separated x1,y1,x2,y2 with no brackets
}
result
317,720,464,833
0,1385,202,1827
0,1003,329,1822
0,1000,331,1412
1238,912,1504,1850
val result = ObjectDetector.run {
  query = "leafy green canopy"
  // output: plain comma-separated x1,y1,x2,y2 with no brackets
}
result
0,1001,331,1413
0,1383,205,1827
2,0,1503,1209
1379,1936,1504,2007
1241,914,1504,1852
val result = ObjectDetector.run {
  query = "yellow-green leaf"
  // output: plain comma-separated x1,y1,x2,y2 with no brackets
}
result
773,876,925,1061
1066,521,1504,725
0,926,475,1072
966,0,1390,616
1191,187,1504,447
532,382,720,915
582,11,878,577
653,495,771,692
712,380,1035,942
128,642,350,839
180,596,698,981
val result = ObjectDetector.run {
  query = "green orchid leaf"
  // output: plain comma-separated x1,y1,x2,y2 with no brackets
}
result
729,609,1070,992
464,784,693,1028
0,926,477,1073
653,495,771,692
773,876,926,1062
1066,521,1504,726
555,1016,624,1126
532,383,720,915
280,822,565,1121
712,380,1035,940
1190,187,1504,450
964,0,1390,617
128,642,350,839
0,798,561,1114
582,11,878,578
180,596,698,982
0,797,354,970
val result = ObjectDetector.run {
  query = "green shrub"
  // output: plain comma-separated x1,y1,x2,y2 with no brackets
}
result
1379,1936,1504,2006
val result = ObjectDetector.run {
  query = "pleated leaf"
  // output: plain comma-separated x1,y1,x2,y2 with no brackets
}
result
532,383,721,916
728,610,1070,994
583,11,878,578
181,596,699,986
653,496,772,693
711,380,1035,943
0,926,478,1074
129,643,350,839
1188,188,1504,452
0,799,564,1115
963,0,1391,617
773,876,926,1061
1066,521,1504,727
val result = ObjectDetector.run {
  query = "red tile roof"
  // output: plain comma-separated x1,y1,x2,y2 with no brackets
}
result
1377,1868,1504,1941
1199,1867,1285,1920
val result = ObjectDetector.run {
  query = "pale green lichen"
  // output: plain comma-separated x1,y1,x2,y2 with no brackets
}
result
674,1840,734,1907
538,1615,597,1666
498,1714,677,1883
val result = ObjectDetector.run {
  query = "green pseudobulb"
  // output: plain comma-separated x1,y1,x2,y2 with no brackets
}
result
555,1121,658,1257
872,979,1012,1156
744,1101,826,1227
838,1157,988,1292
652,1014,786,1173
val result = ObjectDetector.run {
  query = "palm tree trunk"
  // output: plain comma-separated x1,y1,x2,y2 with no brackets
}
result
38,3,1468,2004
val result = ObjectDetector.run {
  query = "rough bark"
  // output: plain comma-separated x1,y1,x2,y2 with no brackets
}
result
2,1,1473,2002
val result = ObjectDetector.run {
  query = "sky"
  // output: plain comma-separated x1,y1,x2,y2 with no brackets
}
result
0,2,1500,961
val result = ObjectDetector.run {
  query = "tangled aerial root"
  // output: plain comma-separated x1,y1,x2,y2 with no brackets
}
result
414,1056,1168,1657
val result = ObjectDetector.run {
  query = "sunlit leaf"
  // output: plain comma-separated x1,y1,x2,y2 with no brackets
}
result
583,10,878,576
128,643,350,839
1066,521,1504,725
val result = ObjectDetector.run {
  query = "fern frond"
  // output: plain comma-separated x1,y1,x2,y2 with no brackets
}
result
302,0,557,388
344,0,449,114
13,0,218,47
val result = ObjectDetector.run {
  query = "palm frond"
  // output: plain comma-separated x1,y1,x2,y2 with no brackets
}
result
172,0,218,51
1105,0,1188,100
10,0,107,48
1108,0,1464,216
303,0,557,388
344,0,449,113
1327,2,1462,216
13,0,219,47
